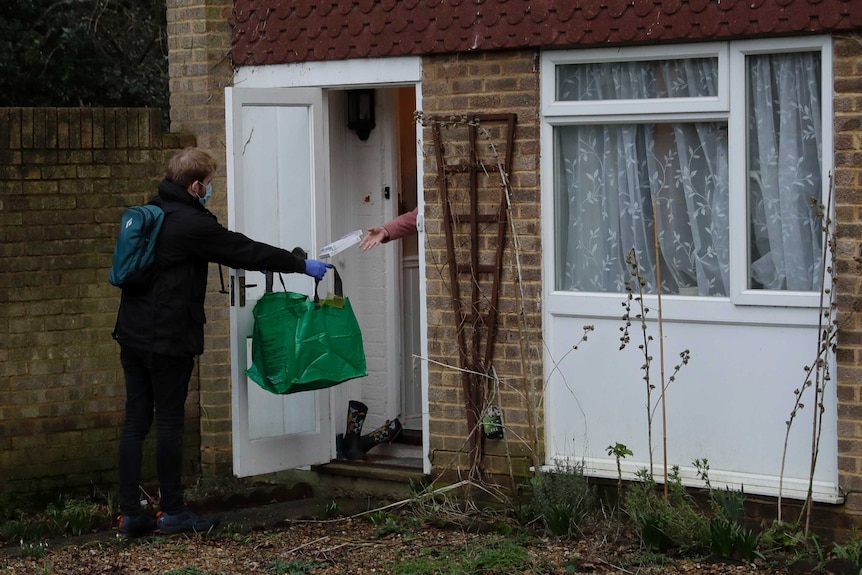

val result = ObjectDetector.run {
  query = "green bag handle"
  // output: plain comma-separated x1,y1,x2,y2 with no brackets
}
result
315,266,344,299
264,246,344,306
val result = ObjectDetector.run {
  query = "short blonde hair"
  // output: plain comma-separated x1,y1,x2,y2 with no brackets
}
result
165,147,218,188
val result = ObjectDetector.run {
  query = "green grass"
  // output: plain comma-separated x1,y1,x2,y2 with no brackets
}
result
164,567,213,575
266,558,326,574
392,536,533,575
0,494,114,543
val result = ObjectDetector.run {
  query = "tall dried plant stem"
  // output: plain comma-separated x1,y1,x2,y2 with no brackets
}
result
804,174,835,534
622,251,655,472
477,122,540,472
509,205,539,472
489,365,518,489
777,174,836,527
651,190,669,496
502,170,539,471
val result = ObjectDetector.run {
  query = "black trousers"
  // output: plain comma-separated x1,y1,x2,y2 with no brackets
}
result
118,346,193,516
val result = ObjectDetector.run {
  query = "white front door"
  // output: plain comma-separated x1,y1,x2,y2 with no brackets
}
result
226,87,333,477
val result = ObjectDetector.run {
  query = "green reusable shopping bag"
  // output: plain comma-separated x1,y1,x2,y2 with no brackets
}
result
245,267,366,395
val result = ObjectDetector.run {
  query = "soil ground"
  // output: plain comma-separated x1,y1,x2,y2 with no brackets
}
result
0,493,833,575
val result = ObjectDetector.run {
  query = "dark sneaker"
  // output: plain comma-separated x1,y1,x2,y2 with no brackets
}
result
156,509,220,534
118,514,157,537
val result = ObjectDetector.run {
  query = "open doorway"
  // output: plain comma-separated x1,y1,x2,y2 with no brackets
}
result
227,60,426,479
326,86,422,470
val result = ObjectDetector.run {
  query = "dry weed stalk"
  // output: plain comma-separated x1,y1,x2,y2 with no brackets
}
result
778,174,839,533
620,249,657,473
620,248,690,493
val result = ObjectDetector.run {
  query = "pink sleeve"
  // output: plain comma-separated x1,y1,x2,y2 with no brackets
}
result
382,207,418,242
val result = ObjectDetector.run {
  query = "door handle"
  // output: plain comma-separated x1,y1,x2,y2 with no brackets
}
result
234,274,260,307
238,276,257,307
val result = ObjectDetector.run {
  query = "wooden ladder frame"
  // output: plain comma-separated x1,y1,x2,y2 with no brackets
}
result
431,113,517,471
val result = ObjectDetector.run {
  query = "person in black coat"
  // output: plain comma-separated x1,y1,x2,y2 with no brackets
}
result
113,147,332,536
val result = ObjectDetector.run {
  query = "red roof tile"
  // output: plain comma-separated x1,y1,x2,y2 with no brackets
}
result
230,0,862,67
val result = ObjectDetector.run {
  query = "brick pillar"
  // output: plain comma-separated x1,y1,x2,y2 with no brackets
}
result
833,34,862,514
420,50,545,480
166,0,234,477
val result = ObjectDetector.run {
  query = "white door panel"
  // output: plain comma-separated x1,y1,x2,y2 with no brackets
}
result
227,87,332,478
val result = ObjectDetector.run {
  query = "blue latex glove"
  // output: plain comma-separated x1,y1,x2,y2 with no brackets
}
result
304,259,332,281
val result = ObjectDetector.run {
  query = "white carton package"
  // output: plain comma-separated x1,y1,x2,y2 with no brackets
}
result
319,230,363,259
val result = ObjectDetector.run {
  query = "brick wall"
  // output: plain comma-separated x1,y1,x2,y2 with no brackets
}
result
834,35,862,514
419,50,545,481
0,108,195,498
166,0,235,477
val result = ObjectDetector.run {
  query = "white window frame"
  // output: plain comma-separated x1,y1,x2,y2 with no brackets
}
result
542,42,729,118
728,36,833,307
540,37,833,320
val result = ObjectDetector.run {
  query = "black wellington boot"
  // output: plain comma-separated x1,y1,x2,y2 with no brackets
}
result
341,400,368,460
359,418,403,454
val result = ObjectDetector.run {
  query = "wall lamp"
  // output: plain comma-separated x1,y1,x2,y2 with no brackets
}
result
346,89,376,141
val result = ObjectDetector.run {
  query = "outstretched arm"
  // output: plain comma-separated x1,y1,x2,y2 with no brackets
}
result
359,208,418,250
359,225,390,250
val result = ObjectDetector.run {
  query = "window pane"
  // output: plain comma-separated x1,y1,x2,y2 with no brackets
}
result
556,58,718,101
554,123,729,295
747,52,822,291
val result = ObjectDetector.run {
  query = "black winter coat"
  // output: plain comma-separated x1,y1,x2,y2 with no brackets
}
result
113,179,308,356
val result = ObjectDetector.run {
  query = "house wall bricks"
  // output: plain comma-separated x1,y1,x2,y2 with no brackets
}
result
0,107,198,498
835,35,862,514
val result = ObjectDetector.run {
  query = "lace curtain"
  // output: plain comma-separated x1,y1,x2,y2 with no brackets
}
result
555,52,821,295
748,53,823,290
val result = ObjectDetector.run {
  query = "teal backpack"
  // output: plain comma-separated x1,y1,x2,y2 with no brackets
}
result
109,204,165,291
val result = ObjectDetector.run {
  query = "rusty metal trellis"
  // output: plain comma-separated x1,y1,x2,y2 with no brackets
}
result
431,113,517,472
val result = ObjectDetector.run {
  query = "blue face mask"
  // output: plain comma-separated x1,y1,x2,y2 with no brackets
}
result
199,182,213,206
